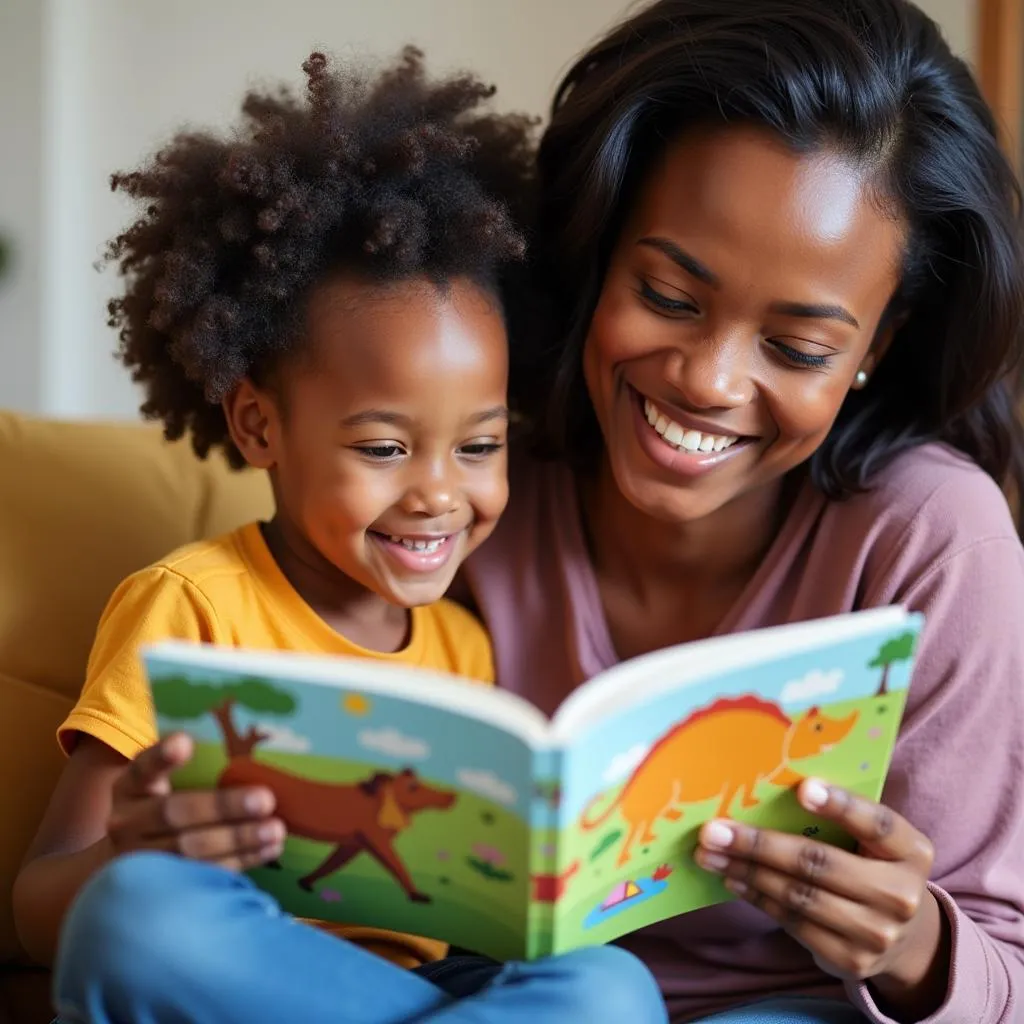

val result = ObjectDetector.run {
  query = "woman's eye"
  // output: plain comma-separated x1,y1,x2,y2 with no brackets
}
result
639,281,699,315
772,341,831,369
360,445,404,459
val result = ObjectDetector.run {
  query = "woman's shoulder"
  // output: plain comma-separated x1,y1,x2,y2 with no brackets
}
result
816,443,1022,606
832,442,1018,551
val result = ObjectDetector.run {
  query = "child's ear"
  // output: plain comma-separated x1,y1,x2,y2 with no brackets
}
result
223,379,279,470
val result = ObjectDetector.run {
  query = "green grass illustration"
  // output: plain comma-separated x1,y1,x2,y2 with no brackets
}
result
542,693,906,953
174,742,530,960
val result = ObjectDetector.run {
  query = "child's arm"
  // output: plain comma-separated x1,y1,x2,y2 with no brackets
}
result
13,561,288,965
13,736,123,964
13,732,282,966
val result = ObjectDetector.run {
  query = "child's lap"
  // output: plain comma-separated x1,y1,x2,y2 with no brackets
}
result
55,994,863,1024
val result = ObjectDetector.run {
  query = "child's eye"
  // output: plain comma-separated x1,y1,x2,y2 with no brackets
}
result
358,444,405,460
459,441,504,458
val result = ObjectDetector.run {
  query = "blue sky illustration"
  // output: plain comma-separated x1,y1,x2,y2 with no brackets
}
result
558,622,917,824
156,668,537,821
154,618,917,828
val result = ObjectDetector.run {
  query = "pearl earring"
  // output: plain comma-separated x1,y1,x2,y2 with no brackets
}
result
853,369,869,389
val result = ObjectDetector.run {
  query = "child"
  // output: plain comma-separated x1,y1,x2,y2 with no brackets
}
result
12,50,667,1024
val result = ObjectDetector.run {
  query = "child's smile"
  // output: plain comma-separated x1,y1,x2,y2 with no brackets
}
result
228,273,509,646
368,531,463,574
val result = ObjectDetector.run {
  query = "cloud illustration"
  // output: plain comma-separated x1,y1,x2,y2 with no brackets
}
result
255,723,312,754
602,743,650,783
456,768,517,806
780,669,844,704
358,727,430,760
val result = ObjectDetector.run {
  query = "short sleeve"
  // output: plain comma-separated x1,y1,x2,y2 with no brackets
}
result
58,567,225,759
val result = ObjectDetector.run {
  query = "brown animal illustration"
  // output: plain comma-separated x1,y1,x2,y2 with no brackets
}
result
219,759,456,901
581,695,859,867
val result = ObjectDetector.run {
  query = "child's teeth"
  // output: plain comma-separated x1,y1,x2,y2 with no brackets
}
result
388,535,445,553
642,397,738,454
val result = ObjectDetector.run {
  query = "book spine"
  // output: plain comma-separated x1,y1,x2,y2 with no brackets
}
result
526,746,563,959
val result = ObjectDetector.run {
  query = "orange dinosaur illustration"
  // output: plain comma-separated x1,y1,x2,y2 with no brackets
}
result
580,695,858,867
219,759,456,901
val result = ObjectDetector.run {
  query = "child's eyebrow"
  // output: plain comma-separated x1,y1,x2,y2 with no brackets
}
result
341,406,508,428
341,410,411,428
468,406,509,425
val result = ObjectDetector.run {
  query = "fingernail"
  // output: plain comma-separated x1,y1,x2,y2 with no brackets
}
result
724,878,748,895
163,732,192,759
245,790,273,815
802,779,829,809
698,850,729,872
258,821,284,843
703,821,735,849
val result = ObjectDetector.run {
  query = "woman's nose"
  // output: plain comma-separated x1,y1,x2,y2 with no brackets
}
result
663,331,756,409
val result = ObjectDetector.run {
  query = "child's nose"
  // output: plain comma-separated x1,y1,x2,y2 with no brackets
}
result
401,465,459,518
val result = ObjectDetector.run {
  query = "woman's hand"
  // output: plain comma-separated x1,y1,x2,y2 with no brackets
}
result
108,732,285,871
695,779,949,1016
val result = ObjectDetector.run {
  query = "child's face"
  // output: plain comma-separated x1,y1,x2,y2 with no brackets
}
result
236,275,509,608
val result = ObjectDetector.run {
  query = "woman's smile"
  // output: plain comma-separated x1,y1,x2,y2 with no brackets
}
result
629,385,756,480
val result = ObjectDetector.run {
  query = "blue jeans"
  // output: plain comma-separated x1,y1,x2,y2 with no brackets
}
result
52,852,668,1024
696,998,864,1022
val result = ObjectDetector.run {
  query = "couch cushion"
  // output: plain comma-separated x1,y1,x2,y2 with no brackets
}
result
0,411,272,961
0,412,272,700
0,674,72,963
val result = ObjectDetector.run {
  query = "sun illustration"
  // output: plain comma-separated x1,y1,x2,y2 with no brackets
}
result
341,692,371,716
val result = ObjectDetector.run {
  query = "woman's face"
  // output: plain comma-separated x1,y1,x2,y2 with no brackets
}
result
583,125,905,525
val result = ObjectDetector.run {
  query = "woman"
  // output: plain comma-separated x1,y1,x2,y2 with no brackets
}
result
464,0,1024,1021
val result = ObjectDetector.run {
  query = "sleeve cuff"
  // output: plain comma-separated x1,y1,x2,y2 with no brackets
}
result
58,707,151,761
845,883,995,1024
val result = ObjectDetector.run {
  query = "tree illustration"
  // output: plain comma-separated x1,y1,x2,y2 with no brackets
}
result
152,675,296,757
868,633,917,697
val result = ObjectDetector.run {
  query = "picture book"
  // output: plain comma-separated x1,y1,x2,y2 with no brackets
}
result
143,605,922,962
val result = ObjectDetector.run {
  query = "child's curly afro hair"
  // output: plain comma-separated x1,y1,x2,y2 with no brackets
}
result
106,47,537,467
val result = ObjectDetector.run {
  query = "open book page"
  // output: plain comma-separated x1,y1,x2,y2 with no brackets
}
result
546,612,922,953
144,644,540,961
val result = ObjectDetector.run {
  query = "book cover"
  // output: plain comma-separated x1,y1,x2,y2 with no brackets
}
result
145,605,922,961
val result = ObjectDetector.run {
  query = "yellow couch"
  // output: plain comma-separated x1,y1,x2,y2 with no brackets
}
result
0,410,272,1023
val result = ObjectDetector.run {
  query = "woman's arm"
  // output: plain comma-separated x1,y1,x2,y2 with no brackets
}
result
846,530,1024,1022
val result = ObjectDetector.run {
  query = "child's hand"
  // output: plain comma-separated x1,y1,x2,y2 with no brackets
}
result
107,732,285,871
695,779,946,1007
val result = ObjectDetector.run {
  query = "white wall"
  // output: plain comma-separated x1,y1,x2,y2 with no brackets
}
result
1,0,631,419
916,0,976,59
0,2,45,412
0,0,979,419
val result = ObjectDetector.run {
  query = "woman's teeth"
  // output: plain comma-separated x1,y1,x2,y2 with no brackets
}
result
388,536,446,553
644,398,738,453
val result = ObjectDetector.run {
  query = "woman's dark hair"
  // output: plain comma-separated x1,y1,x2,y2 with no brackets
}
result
106,48,537,467
520,0,1024,518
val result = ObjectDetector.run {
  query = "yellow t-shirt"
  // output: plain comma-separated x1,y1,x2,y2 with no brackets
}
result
59,521,495,968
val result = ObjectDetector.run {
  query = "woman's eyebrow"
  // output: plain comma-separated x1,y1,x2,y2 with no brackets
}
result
769,301,860,329
638,235,860,328
637,236,719,287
